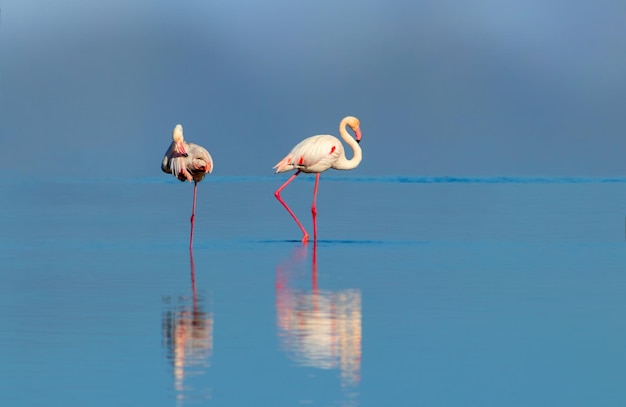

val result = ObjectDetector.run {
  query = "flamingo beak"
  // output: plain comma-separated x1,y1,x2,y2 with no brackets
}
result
355,127,362,144
177,141,188,157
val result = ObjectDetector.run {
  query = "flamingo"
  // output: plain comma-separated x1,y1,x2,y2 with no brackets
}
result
162,124,214,248
273,116,362,242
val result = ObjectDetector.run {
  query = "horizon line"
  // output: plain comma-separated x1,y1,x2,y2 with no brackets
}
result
17,175,626,185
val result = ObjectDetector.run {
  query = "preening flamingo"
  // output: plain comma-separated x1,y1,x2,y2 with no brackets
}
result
273,116,362,242
162,124,214,248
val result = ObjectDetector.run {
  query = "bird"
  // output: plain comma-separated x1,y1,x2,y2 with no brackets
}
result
162,124,214,248
273,116,362,243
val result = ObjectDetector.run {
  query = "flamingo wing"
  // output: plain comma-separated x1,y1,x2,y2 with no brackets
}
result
274,135,343,174
163,142,191,181
161,142,177,174
187,143,214,174
168,156,192,181
175,143,212,183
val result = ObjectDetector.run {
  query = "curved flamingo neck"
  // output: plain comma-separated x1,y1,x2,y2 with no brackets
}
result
333,118,362,170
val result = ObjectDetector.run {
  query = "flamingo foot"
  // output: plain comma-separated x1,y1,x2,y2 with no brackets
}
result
301,233,309,243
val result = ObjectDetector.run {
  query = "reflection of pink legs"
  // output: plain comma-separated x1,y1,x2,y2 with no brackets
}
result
312,241,318,293
275,244,308,292
190,181,198,248
311,174,320,242
189,248,197,313
274,171,310,243
311,242,319,314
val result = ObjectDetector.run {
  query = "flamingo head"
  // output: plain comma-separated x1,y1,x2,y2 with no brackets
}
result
172,124,188,156
346,116,362,144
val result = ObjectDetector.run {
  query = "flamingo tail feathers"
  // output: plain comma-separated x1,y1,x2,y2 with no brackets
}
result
273,156,295,174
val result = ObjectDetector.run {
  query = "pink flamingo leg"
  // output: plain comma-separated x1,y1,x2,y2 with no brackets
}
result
190,181,198,248
311,173,320,242
274,170,309,243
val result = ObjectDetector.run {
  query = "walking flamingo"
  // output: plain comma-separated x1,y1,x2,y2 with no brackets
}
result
273,116,362,242
162,124,214,248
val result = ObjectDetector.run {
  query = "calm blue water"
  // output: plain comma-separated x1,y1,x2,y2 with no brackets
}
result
2,176,626,406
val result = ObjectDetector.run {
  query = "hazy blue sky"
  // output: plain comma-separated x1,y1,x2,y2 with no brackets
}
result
2,0,625,177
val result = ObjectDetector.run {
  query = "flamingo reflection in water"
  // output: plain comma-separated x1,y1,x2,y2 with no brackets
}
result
162,249,213,404
275,243,362,388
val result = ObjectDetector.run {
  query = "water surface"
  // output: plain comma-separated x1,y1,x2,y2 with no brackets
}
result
1,177,626,406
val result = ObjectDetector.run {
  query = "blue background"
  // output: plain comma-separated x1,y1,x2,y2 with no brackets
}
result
2,0,626,177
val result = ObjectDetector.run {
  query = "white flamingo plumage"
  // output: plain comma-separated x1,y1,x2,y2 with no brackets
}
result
162,124,214,248
273,116,362,242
